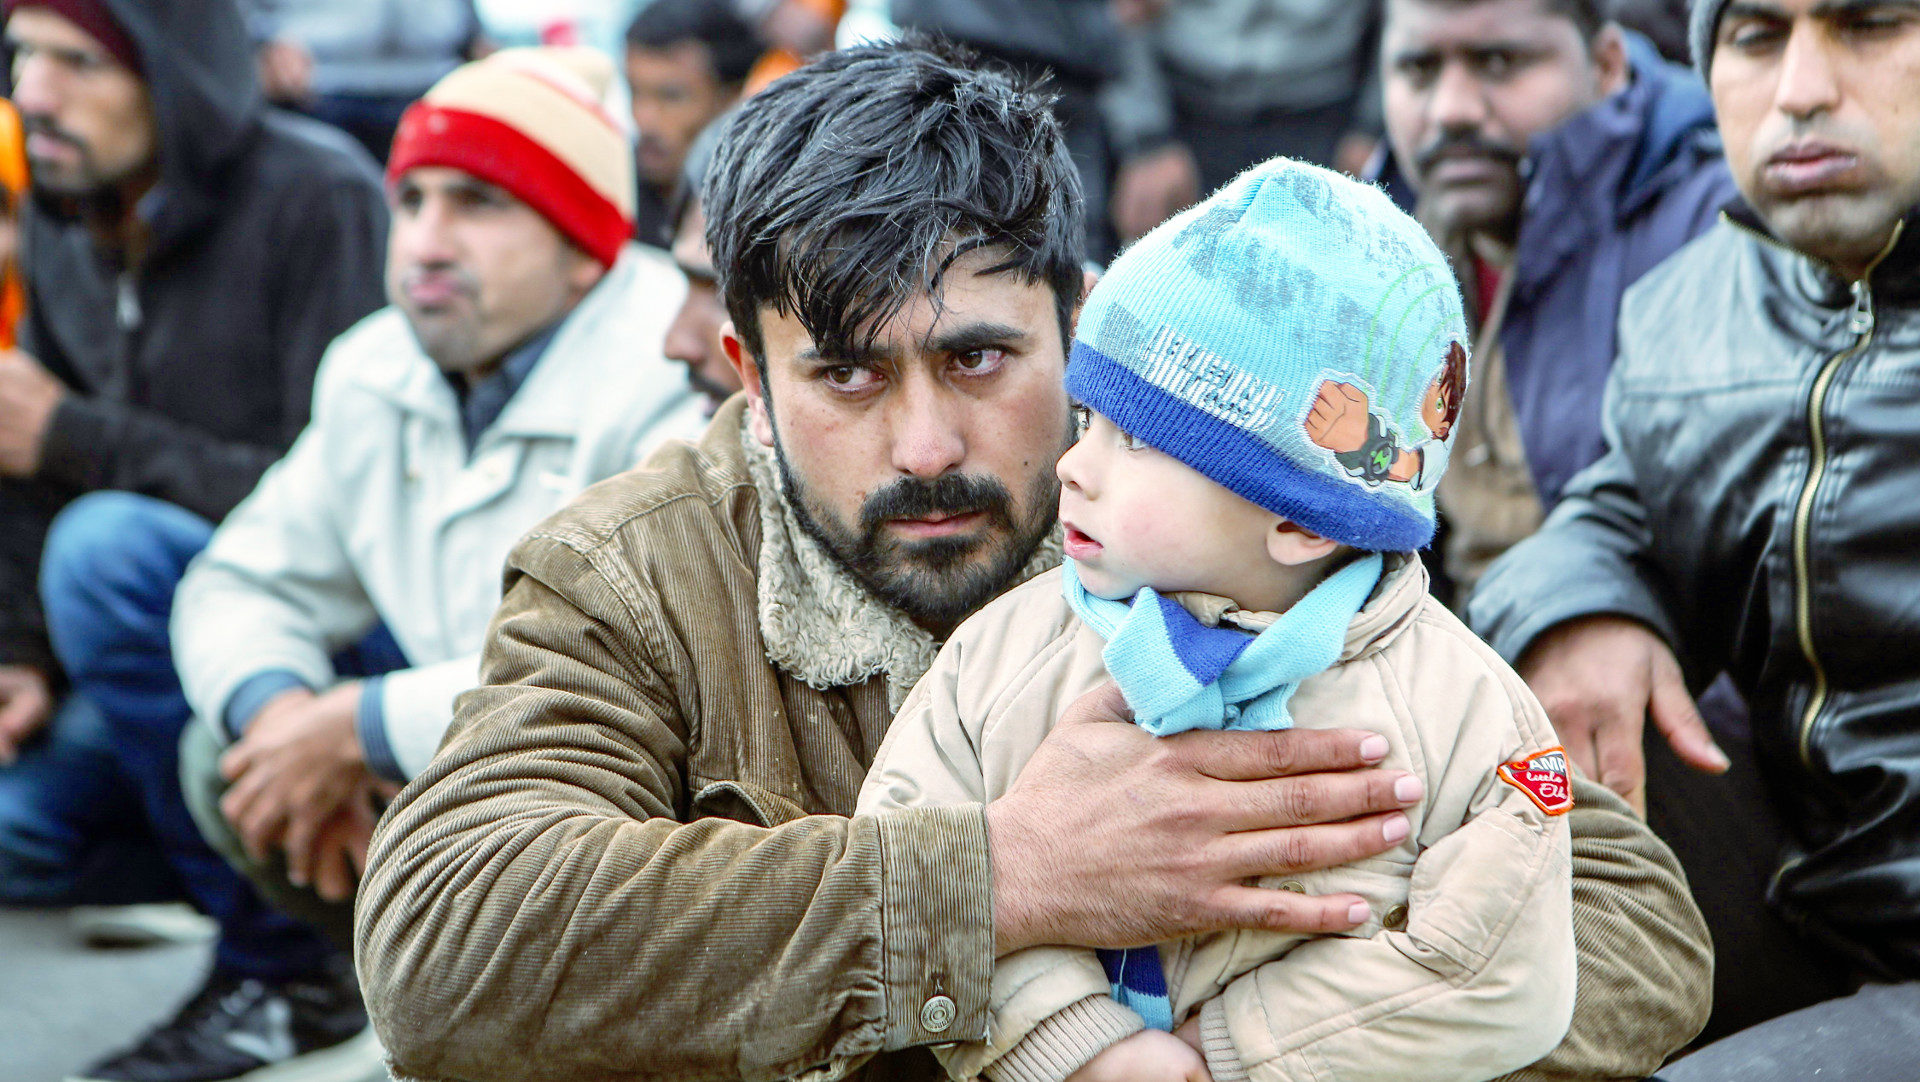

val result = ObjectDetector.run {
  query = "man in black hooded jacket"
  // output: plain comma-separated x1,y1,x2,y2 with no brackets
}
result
0,0,387,1079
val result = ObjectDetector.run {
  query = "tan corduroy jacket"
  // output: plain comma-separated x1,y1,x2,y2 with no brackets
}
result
860,560,1573,1082
356,398,1712,1082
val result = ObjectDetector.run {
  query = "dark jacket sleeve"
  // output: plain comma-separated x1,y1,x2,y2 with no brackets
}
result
0,482,59,673
33,177,388,522
1467,353,1682,666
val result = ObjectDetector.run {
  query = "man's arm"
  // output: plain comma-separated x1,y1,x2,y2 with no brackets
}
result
35,178,387,521
357,535,996,1082
1497,775,1713,1082
1467,361,1725,811
358,535,1419,1081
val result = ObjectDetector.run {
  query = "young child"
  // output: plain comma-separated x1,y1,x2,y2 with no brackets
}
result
858,159,1576,1082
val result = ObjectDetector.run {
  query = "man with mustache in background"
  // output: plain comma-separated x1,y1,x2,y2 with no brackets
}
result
1371,0,1736,598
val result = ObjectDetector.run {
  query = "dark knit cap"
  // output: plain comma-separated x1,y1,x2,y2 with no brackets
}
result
1,0,140,74
1690,0,1733,76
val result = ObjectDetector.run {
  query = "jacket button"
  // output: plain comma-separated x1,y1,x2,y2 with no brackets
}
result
1279,881,1305,893
920,994,956,1033
1383,904,1409,931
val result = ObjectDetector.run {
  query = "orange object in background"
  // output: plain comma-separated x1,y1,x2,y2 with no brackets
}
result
742,0,843,96
0,99,27,350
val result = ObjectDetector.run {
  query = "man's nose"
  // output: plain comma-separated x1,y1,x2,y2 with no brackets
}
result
12,54,62,120
1773,24,1842,121
662,298,704,366
888,380,967,480
1428,62,1489,132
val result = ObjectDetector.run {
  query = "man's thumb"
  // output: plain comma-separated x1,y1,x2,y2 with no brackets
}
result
1650,669,1729,774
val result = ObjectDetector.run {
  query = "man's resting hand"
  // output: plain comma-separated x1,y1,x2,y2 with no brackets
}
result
986,682,1422,956
1518,615,1728,816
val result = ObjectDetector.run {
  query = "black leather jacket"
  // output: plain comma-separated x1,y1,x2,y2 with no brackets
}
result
1471,203,1920,979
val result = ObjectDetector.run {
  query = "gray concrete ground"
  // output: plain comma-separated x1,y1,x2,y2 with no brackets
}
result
0,907,385,1082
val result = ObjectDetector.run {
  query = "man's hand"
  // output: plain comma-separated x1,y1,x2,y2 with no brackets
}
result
0,350,67,477
987,682,1421,956
1112,144,1201,245
0,664,52,764
1518,615,1729,816
220,682,379,891
1067,1030,1210,1082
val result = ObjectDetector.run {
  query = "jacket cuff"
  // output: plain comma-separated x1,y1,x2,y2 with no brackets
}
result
222,669,312,741
37,394,111,493
1198,997,1250,1082
1474,592,1678,670
874,804,995,1051
986,995,1145,1082
354,675,405,782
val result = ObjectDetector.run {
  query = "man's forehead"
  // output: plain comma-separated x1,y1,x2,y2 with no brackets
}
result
1724,0,1919,20
1386,0,1578,48
393,166,516,202
6,6,111,55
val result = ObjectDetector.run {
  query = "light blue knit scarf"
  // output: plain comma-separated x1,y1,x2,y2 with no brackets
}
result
1062,552,1383,1028
1061,552,1384,737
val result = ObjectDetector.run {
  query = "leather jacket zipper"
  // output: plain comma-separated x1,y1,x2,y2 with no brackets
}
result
1789,283,1870,767
1786,222,1902,768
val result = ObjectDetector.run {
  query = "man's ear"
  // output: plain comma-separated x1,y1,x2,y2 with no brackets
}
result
1268,519,1341,566
721,319,776,447
1592,23,1630,97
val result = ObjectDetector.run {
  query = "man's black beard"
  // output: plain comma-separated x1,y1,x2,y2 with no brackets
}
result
29,178,130,228
775,435,1059,634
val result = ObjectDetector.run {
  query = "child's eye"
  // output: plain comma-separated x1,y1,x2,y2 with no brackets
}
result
1120,430,1150,452
1072,405,1091,432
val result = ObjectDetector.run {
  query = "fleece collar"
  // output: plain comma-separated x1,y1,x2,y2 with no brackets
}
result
741,421,1065,709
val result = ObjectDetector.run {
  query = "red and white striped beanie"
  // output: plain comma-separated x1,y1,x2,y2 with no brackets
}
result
387,48,634,268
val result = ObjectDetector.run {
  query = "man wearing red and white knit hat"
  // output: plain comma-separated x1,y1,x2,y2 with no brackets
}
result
48,45,706,1082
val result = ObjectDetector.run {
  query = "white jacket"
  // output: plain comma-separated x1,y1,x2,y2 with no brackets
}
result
173,244,705,778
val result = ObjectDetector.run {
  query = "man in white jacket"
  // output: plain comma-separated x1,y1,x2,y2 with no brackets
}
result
50,48,699,1082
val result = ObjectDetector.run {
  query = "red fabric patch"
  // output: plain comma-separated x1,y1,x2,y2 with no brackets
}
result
1498,746,1574,816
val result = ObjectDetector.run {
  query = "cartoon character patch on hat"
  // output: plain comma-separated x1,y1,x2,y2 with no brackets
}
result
1304,340,1465,491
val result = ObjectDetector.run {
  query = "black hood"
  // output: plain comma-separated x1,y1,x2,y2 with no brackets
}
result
41,0,264,241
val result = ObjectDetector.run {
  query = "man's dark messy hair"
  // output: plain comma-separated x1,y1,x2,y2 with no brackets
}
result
703,36,1085,372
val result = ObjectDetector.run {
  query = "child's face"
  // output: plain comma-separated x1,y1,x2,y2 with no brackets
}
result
1057,409,1281,603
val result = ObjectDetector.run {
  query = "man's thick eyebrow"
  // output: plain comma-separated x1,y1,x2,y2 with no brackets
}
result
923,320,1030,356
1725,0,1919,19
797,340,898,367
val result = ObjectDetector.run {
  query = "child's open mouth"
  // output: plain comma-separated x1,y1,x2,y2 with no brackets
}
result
1063,526,1102,558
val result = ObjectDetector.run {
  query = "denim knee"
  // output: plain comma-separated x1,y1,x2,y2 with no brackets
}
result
38,492,213,681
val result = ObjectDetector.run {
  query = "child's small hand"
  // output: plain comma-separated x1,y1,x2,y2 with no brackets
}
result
1065,1029,1211,1082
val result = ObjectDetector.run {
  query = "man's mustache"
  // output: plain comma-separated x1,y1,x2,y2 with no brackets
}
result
19,113,85,156
1416,130,1521,176
859,473,1012,538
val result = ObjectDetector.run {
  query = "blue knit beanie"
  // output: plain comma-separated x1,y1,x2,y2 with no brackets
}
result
1065,158,1469,553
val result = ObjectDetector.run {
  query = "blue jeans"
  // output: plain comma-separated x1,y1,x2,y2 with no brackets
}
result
0,491,396,979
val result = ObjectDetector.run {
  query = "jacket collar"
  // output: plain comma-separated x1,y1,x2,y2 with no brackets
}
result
1167,552,1428,664
741,419,1064,709
1515,38,1720,296
1726,199,1920,309
352,247,651,438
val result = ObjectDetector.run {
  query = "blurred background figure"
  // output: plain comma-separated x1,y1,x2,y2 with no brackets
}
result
660,115,740,412
0,0,389,1077
250,0,488,164
1108,0,1383,246
1606,0,1688,61
623,0,759,244
1369,0,1731,602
